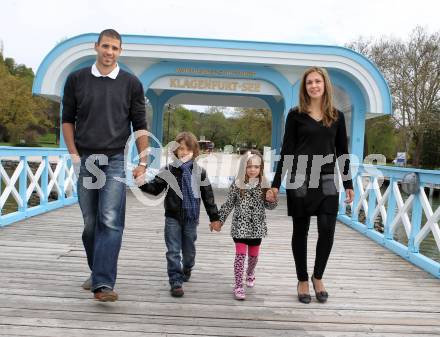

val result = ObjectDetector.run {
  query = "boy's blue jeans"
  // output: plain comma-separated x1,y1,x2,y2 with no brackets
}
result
164,216,198,288
77,153,126,292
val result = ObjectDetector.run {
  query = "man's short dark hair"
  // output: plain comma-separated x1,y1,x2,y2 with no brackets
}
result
97,29,122,46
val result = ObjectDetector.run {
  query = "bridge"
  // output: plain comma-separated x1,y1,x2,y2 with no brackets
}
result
1,147,439,336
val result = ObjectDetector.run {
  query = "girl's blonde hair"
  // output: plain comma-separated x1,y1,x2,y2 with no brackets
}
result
235,149,270,198
298,66,338,127
173,131,200,159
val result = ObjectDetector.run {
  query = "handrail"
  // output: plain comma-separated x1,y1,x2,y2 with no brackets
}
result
0,147,77,226
337,164,440,278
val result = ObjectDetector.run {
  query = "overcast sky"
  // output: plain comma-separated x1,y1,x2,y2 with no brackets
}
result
1,0,440,72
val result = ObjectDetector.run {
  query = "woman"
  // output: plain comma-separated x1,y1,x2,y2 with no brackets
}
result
267,67,354,304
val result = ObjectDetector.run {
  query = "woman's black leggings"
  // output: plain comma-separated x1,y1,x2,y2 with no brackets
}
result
292,214,337,281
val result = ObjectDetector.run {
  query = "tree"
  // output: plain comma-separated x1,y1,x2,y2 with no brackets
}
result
0,52,53,144
199,107,232,149
347,26,440,167
235,108,272,150
420,105,440,169
365,115,397,160
163,105,200,144
160,105,272,152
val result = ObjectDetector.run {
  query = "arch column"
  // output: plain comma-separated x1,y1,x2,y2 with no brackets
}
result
329,70,367,161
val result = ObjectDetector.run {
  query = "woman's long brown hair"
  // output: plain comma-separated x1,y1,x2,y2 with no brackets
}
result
298,67,338,127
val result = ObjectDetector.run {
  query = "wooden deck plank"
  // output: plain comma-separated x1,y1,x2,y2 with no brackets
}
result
0,189,439,336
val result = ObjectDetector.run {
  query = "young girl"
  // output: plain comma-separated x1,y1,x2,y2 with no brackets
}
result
212,150,277,300
139,131,221,297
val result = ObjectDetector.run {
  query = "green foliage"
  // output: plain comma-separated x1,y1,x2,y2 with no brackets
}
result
346,26,440,168
163,106,197,144
420,128,440,169
0,52,56,144
38,133,57,144
198,108,234,149
162,106,272,151
235,108,272,150
366,115,397,160
420,108,440,169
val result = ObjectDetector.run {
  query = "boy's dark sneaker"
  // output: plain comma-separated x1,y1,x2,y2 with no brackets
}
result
182,268,192,282
170,286,184,297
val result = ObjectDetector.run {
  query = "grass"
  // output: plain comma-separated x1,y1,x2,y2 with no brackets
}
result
38,133,57,144
0,133,59,148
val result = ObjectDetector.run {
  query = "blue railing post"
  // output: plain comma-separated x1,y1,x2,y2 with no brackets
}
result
71,157,78,198
42,156,49,208
367,177,377,230
385,178,396,241
58,155,66,203
409,189,423,254
18,156,27,214
338,189,346,215
351,172,360,222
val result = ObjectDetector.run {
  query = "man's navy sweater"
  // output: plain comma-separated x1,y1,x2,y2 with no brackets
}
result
62,67,147,156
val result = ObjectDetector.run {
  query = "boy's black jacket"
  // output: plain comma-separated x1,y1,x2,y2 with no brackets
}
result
139,162,219,222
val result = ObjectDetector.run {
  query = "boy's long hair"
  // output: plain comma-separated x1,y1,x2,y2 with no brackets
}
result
172,131,200,159
298,66,338,127
235,150,270,198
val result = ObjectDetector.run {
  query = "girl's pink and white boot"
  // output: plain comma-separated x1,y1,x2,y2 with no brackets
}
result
233,253,246,300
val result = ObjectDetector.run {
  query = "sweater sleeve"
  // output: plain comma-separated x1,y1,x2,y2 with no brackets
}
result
61,73,77,124
272,109,296,189
218,184,238,224
138,168,168,195
129,78,148,131
335,111,353,190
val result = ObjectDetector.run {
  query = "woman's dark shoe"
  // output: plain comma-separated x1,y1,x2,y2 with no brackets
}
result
297,281,311,304
311,275,328,303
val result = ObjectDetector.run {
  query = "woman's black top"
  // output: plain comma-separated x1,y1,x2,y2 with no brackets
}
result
272,107,353,216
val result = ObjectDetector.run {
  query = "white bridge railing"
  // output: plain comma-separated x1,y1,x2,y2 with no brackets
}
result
1,147,439,278
0,147,77,226
337,164,440,278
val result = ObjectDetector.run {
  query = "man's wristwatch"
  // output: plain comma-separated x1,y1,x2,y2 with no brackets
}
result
138,162,147,168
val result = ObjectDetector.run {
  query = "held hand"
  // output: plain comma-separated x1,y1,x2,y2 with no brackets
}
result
70,153,81,177
266,188,279,202
344,189,354,204
133,164,147,178
265,189,274,202
210,221,222,232
133,165,147,186
70,153,81,165
215,221,223,232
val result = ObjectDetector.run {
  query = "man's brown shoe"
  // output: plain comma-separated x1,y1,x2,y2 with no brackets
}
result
94,288,118,302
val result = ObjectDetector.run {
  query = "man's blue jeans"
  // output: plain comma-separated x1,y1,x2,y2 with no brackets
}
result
77,153,126,291
164,216,198,288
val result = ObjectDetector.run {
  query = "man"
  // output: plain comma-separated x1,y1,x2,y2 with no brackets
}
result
62,29,148,302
